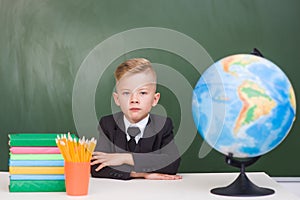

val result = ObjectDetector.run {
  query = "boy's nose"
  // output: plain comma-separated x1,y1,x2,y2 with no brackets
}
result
130,93,139,103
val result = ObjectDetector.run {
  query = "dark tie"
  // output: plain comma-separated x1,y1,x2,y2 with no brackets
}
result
127,127,140,152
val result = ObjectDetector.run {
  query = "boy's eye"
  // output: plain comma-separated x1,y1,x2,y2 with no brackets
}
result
140,91,147,95
122,92,130,96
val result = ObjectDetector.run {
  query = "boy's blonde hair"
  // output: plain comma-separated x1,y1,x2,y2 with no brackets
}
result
114,58,156,82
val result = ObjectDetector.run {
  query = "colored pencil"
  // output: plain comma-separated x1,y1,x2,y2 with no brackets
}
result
56,132,96,162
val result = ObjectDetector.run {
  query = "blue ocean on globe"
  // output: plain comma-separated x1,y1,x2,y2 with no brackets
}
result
192,54,296,158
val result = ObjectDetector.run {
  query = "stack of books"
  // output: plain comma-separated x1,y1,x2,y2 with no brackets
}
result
8,133,66,192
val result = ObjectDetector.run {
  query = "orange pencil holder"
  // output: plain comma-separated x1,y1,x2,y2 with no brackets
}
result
64,162,90,196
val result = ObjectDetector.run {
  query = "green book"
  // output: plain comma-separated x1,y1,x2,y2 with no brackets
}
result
9,180,66,192
9,133,77,147
10,153,63,160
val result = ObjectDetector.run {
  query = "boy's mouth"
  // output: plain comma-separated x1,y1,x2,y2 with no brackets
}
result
130,108,141,111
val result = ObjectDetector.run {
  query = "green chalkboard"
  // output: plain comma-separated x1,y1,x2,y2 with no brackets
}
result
1,0,299,177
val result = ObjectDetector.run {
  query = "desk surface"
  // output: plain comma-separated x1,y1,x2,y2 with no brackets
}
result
1,172,299,200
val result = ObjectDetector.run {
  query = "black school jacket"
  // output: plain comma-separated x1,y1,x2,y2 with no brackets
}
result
91,112,181,180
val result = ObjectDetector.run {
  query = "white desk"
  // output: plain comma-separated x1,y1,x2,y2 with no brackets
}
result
1,172,299,200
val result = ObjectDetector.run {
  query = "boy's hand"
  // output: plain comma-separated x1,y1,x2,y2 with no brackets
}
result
130,172,182,180
91,152,134,171
144,173,182,180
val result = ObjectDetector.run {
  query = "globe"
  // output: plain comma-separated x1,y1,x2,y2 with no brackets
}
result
192,54,296,158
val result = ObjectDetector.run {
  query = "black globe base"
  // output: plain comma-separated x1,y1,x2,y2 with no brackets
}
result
211,171,274,196
211,154,275,197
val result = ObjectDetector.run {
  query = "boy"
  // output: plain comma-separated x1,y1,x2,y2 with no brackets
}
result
91,58,181,180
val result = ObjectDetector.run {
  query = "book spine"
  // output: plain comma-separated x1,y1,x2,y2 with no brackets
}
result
10,147,60,154
9,166,64,174
9,140,57,147
9,160,64,167
9,180,66,192
8,133,77,147
10,174,65,180
10,154,63,160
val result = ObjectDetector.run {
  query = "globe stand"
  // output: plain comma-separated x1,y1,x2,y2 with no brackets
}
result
211,153,275,197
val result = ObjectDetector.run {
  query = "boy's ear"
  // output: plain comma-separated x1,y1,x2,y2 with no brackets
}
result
152,92,160,107
113,92,120,106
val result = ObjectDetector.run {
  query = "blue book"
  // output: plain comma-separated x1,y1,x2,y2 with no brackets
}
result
9,160,64,166
10,174,65,180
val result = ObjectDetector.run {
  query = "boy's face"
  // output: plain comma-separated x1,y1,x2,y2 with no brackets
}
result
113,71,160,124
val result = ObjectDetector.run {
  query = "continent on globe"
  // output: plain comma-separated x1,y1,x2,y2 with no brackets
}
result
290,87,296,110
234,80,276,134
222,55,260,77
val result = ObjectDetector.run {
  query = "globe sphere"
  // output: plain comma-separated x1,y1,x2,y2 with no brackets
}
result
192,54,296,158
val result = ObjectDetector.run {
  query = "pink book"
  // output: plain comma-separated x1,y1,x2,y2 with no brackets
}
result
10,147,60,154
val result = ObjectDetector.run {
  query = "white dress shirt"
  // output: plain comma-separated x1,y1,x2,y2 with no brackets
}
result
123,114,149,143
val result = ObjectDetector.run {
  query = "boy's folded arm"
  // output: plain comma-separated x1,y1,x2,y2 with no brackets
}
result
91,163,133,180
132,148,181,174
